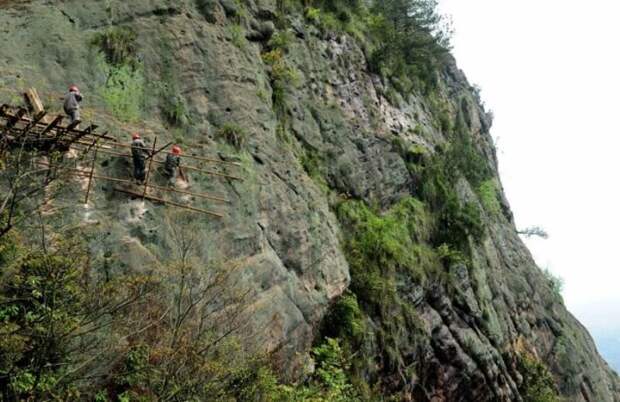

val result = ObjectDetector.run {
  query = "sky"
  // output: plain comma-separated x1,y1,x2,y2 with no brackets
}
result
436,0,620,340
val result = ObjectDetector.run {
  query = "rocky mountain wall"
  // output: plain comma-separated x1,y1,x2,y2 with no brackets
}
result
0,0,618,400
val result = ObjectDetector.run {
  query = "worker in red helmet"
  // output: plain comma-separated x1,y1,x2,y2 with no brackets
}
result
63,85,83,125
131,133,149,183
164,145,184,183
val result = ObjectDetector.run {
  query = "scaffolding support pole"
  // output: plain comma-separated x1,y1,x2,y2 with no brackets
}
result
84,140,99,204
142,137,157,199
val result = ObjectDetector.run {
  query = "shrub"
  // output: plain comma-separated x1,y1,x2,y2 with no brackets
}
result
229,24,247,50
478,179,501,216
261,49,299,117
99,61,145,122
91,27,138,66
268,30,293,51
304,7,321,24
216,122,248,150
542,268,564,299
321,292,366,343
517,354,560,402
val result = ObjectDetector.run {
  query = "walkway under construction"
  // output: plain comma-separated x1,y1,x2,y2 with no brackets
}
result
0,89,243,218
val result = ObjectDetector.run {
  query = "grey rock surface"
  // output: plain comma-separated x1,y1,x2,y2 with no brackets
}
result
0,0,617,400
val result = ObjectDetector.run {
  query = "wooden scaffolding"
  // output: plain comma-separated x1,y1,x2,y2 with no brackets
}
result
0,91,242,218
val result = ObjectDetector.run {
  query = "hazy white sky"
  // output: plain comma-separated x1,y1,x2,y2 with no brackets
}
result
437,0,620,333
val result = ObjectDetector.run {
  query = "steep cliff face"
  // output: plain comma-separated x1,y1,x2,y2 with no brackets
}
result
0,0,618,400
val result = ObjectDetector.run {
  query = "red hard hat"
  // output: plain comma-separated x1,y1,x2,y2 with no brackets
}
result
69,85,79,92
172,145,182,155
132,133,141,140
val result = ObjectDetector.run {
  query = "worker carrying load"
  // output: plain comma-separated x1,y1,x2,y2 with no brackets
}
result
63,85,83,125
163,145,187,184
131,133,150,183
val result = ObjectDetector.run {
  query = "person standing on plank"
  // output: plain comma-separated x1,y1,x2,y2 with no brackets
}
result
164,145,185,184
63,85,83,125
131,133,149,183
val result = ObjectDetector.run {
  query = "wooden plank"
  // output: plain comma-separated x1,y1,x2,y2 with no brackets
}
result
65,120,81,131
63,124,98,147
41,115,64,135
24,88,46,117
6,109,27,129
20,112,46,137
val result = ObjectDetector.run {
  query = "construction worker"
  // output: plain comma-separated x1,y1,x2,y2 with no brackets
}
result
164,145,183,183
63,85,83,124
131,133,149,183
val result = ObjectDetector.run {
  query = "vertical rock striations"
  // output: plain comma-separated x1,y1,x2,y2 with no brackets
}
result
0,0,617,400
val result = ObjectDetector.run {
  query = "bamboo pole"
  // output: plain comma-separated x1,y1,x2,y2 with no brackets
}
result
143,137,157,199
113,187,224,218
69,145,243,181
74,139,242,167
48,166,229,204
84,140,99,204
145,182,230,203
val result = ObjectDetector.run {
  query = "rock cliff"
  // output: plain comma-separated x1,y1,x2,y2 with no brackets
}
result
0,0,618,400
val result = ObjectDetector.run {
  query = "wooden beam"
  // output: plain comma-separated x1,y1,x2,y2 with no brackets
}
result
6,109,27,129
20,112,47,137
65,120,81,131
41,115,64,135
24,88,46,121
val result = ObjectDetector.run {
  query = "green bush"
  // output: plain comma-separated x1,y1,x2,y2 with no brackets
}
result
517,354,560,402
229,24,247,50
262,49,299,117
321,292,366,343
478,179,501,216
268,30,294,51
542,268,564,299
99,61,145,122
216,122,248,150
91,26,138,66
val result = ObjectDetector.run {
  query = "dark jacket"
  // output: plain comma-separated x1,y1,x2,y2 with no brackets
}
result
63,91,83,114
164,154,181,173
131,139,149,161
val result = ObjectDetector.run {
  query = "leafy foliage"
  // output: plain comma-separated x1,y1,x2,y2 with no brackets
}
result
419,142,487,250
542,268,564,299
91,26,138,67
229,24,247,50
99,61,146,122
216,122,248,150
262,49,300,117
366,0,451,92
0,233,151,400
333,198,439,394
517,354,560,402
478,179,501,216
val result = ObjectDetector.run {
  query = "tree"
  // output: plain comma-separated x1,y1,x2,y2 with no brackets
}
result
518,226,549,239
